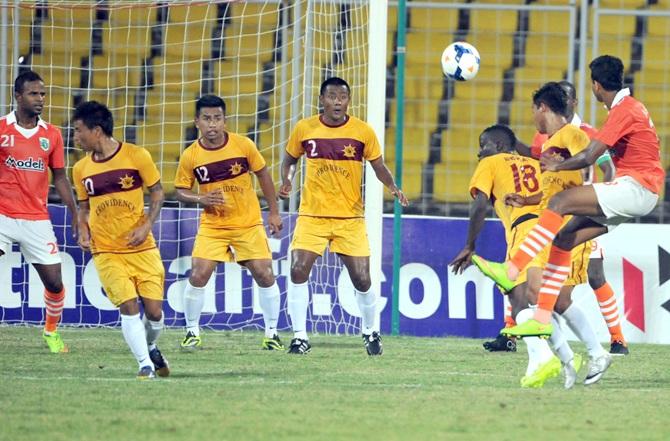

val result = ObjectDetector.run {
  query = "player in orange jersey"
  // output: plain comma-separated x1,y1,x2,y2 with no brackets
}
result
518,81,629,356
278,77,408,356
175,95,284,351
0,70,78,353
72,101,169,379
501,57,664,383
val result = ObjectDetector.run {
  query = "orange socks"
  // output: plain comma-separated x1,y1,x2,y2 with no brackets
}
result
594,283,626,342
534,245,572,324
511,209,564,272
44,288,65,333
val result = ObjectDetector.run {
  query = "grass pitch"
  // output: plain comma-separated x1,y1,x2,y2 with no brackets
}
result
1,327,668,441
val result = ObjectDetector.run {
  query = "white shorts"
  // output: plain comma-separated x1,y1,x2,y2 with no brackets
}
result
589,239,604,260
0,214,61,265
591,175,659,230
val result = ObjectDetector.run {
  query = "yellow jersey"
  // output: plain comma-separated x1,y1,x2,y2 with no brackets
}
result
539,124,590,210
73,142,160,254
286,114,382,218
469,153,542,228
174,132,266,230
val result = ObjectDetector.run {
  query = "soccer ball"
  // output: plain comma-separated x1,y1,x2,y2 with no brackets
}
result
441,42,480,81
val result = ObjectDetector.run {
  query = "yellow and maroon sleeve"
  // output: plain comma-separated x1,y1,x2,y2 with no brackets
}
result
135,147,161,187
174,147,195,189
286,121,305,159
468,158,494,199
72,161,89,202
246,137,267,172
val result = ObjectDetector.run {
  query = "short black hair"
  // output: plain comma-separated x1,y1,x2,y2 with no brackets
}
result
589,55,624,91
14,70,43,94
558,80,576,100
195,94,226,117
533,82,569,117
72,101,114,137
319,77,351,96
481,124,516,150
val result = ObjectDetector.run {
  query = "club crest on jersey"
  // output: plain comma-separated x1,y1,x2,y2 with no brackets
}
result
4,155,45,172
39,137,50,151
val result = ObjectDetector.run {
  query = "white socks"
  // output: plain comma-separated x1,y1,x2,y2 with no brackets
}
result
143,313,164,352
549,314,575,365
184,281,206,336
355,287,377,335
121,313,152,369
288,281,309,340
258,282,281,338
516,308,554,375
562,303,608,359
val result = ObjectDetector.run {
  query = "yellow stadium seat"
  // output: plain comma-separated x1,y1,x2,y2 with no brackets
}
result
528,10,571,34
168,3,217,23
648,15,670,37
641,38,669,72
441,127,480,164
468,34,514,70
512,66,565,102
453,77,503,101
470,9,518,33
223,25,277,63
164,23,213,60
388,99,440,129
384,127,431,163
406,32,449,66
589,12,636,37
433,160,474,203
447,98,500,128
409,7,458,31
525,35,571,68
386,161,424,200
404,65,445,99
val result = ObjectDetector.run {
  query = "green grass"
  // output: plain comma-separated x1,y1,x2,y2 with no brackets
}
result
1,327,668,441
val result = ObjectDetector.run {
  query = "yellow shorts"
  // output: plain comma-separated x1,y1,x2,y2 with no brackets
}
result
529,240,591,286
506,217,538,288
291,216,370,257
192,224,271,263
92,248,165,307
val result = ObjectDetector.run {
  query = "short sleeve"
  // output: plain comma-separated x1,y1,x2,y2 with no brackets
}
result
363,124,383,161
134,147,161,187
567,128,591,156
48,127,65,169
72,162,88,202
286,122,305,159
245,137,266,172
174,148,195,189
468,159,494,199
593,107,633,147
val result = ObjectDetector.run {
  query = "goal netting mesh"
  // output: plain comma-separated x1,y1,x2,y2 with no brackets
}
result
0,0,381,335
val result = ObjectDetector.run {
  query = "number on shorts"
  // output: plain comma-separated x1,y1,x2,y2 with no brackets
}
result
195,166,210,182
510,164,540,193
47,242,58,255
307,140,318,157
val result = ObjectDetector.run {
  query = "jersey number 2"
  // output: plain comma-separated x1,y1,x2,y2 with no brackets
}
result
0,134,15,147
307,140,318,157
510,164,539,192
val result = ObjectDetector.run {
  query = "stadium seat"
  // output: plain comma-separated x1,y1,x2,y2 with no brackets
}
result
384,127,431,163
470,9,518,33
387,99,440,131
168,3,217,23
409,7,458,31
386,161,425,201
164,23,213,60
404,65,445,100
447,98,500,128
441,127,481,164
433,160,474,203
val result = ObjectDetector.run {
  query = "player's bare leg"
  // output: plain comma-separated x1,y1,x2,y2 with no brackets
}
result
286,249,320,354
119,298,155,379
181,257,217,350
33,262,68,353
339,254,382,356
244,259,284,350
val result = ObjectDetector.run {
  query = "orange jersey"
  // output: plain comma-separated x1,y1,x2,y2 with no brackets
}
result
539,124,590,210
174,133,265,230
286,115,382,218
592,90,665,194
73,142,161,254
0,112,65,220
469,153,542,228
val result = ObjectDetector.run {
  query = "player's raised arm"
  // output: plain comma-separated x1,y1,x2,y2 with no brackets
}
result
368,157,408,206
541,138,610,172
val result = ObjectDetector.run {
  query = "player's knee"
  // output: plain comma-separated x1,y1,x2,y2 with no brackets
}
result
144,307,162,322
44,280,63,294
350,274,371,292
587,270,606,290
255,268,275,288
547,193,568,215
189,271,209,288
290,261,311,284
554,296,572,314
553,232,574,251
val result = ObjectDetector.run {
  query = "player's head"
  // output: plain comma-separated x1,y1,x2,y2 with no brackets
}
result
558,80,577,118
195,94,226,145
72,101,114,151
14,70,46,118
478,124,516,159
532,82,569,134
319,77,350,125
589,55,624,102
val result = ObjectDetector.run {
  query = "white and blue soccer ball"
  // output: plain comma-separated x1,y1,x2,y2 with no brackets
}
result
441,42,480,81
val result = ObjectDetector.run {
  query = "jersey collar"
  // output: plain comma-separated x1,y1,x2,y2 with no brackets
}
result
4,111,48,129
610,88,630,109
570,113,582,127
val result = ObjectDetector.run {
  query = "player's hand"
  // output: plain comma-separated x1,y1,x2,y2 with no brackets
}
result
278,180,292,200
267,212,283,236
199,189,225,207
449,247,474,274
127,222,152,247
504,193,525,208
391,186,409,207
540,155,560,172
78,228,91,252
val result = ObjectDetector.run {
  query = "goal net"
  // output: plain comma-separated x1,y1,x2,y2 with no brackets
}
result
0,0,386,335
